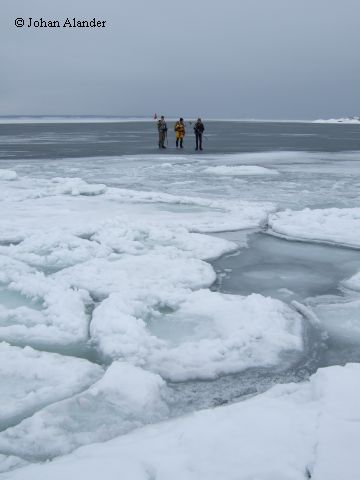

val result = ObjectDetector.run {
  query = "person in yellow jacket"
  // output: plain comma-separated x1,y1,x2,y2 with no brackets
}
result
174,118,186,148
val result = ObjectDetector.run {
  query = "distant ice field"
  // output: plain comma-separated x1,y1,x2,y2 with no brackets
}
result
1,121,360,474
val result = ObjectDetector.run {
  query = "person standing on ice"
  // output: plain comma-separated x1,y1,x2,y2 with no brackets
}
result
174,118,186,148
157,116,168,149
194,118,205,151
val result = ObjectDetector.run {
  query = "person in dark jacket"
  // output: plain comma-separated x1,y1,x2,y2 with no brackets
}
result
194,118,205,151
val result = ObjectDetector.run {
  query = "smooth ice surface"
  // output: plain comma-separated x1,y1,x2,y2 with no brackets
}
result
2,364,360,480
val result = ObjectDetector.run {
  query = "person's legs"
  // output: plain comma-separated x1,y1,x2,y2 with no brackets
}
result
195,133,199,150
162,132,167,148
199,133,203,150
180,136,183,148
159,132,165,148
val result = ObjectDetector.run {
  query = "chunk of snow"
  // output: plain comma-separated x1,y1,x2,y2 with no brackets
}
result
51,177,107,196
0,170,17,181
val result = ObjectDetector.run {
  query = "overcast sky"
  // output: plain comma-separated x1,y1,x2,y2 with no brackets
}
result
1,0,359,119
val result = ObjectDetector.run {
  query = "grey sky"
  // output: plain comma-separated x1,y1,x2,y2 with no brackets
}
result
1,0,359,119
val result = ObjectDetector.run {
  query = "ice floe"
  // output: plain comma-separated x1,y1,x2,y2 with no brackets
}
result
269,207,360,248
145,290,303,380
89,288,303,380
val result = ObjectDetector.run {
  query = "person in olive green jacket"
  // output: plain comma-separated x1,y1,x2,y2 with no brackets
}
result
157,116,168,149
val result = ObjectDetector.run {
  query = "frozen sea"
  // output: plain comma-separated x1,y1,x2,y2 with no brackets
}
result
0,119,360,478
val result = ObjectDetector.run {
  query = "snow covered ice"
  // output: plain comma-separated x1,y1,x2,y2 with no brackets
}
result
0,120,360,478
2,364,360,480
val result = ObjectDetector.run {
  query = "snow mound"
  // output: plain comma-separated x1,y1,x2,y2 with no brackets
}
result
204,165,279,175
0,231,112,269
0,343,103,430
0,170,17,181
91,219,237,261
269,207,360,247
0,362,170,460
55,253,216,300
4,364,360,480
52,177,107,196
